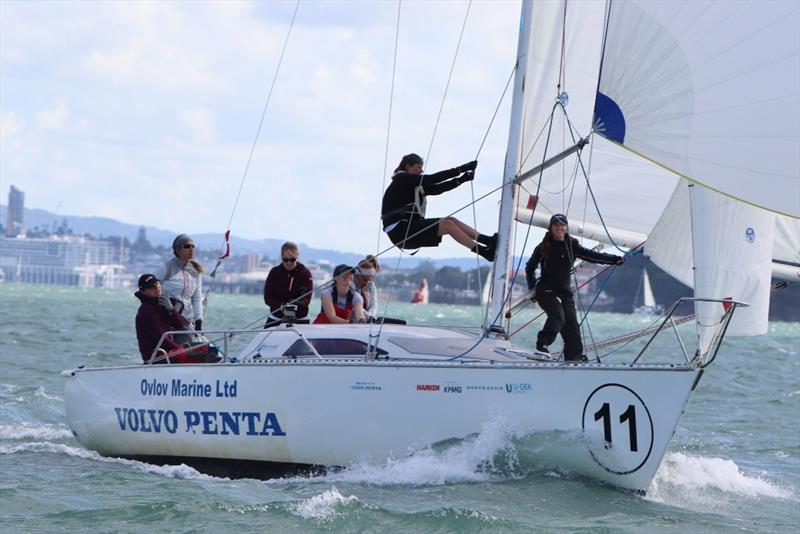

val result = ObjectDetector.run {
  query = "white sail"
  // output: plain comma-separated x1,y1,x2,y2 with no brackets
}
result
598,0,800,219
690,185,775,351
505,0,799,341
642,269,656,309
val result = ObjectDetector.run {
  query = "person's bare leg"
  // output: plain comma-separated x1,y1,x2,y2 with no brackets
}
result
449,218,479,241
438,218,479,251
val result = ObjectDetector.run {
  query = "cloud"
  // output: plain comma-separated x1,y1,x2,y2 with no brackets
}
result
0,111,24,141
179,108,217,144
35,100,69,131
0,0,520,259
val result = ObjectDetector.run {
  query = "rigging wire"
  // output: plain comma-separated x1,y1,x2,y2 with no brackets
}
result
222,0,300,236
368,0,402,355
371,0,473,350
375,0,402,255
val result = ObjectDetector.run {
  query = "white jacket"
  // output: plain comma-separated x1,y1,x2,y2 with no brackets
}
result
159,257,204,323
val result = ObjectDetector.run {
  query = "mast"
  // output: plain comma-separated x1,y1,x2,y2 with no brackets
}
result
487,0,533,334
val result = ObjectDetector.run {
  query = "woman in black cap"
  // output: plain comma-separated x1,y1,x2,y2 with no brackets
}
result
159,234,204,332
525,214,624,361
381,153,497,261
313,265,365,324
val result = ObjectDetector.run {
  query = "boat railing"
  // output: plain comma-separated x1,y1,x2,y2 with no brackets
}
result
630,297,748,369
147,326,324,364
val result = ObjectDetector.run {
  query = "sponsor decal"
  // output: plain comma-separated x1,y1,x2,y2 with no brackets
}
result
745,227,756,243
140,378,237,398
113,407,285,436
350,381,382,391
416,384,440,392
505,383,532,394
443,382,462,394
464,385,504,391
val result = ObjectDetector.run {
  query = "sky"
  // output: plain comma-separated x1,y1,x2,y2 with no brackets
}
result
1,0,522,259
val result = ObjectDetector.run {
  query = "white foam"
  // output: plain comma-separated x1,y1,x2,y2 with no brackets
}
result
309,417,518,486
0,423,72,440
290,488,359,520
647,452,791,505
34,387,63,402
0,441,219,480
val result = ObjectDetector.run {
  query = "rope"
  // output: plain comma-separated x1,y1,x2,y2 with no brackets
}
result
423,0,472,163
223,0,300,235
375,0,402,255
373,0,472,349
206,0,300,292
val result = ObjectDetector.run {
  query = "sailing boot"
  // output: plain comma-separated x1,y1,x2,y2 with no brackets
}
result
477,241,496,262
477,232,498,248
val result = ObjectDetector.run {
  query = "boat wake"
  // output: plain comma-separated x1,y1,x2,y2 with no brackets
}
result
0,422,72,440
646,452,792,508
0,439,217,481
270,418,596,487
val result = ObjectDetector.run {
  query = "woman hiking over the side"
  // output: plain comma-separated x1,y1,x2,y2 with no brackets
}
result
381,153,497,261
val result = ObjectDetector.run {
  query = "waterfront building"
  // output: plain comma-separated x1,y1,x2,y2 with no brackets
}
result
0,235,130,287
5,185,24,237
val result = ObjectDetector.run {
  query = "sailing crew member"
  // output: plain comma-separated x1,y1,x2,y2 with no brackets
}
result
353,255,380,320
159,234,204,332
353,255,406,325
314,264,365,324
525,214,624,362
263,241,314,328
134,274,217,364
381,153,497,261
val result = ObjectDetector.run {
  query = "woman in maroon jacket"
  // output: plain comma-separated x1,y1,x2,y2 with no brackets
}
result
135,274,219,364
263,242,313,328
134,274,190,362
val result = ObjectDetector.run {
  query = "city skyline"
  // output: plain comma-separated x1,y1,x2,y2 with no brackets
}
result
1,1,529,260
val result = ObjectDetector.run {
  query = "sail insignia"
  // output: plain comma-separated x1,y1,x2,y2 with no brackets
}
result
593,92,625,143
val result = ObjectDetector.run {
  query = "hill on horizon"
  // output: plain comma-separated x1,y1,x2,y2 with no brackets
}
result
0,204,485,270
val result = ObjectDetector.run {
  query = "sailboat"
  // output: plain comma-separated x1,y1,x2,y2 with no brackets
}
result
633,269,662,316
63,0,799,492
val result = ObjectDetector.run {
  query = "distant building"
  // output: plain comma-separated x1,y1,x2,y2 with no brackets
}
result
6,185,24,237
0,235,131,288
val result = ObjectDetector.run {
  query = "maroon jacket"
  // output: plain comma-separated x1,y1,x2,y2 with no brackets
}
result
263,262,313,319
135,291,189,361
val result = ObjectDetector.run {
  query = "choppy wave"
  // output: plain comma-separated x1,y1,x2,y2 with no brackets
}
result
290,488,360,520
647,452,792,506
0,423,72,440
0,441,218,480
269,417,523,487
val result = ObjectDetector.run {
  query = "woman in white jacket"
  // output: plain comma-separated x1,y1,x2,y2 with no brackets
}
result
159,234,204,331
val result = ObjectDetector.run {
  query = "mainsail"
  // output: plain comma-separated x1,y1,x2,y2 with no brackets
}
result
502,0,799,346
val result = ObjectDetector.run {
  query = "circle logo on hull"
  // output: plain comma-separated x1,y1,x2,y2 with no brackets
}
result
581,383,654,475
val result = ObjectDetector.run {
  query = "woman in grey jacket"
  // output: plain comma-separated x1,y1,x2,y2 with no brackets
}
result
159,234,204,331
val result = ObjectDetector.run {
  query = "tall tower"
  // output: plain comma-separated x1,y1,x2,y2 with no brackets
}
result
6,185,25,237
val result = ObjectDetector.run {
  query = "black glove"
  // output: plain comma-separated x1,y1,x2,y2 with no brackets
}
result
614,256,625,265
158,296,174,313
458,170,475,184
194,319,203,331
458,160,478,173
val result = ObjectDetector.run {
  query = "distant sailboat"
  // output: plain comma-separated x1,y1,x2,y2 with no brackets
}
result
633,269,663,315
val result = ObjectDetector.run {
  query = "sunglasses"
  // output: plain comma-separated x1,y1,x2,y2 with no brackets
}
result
182,244,196,249
282,257,297,263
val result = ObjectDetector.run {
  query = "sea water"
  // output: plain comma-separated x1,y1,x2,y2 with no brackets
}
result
1,285,797,533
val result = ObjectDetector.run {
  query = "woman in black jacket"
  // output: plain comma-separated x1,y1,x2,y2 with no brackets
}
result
381,153,497,261
525,214,624,361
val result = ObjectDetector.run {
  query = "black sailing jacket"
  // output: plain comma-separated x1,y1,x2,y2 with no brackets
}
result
525,236,619,296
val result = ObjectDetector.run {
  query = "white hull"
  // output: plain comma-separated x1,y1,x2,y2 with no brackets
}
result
64,326,702,492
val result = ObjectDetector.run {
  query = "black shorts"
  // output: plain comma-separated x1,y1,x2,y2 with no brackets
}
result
386,218,442,249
